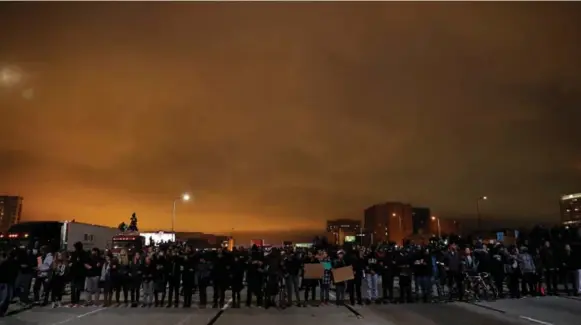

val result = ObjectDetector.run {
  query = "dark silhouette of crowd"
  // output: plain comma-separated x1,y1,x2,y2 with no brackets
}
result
1,236,581,317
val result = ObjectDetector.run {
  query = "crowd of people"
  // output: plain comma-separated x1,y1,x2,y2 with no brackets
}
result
1,239,581,317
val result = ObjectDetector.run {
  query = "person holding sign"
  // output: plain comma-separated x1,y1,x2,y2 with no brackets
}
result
302,251,321,305
331,250,350,305
348,250,365,305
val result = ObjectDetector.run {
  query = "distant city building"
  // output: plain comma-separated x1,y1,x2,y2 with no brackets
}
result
173,231,230,246
168,231,235,248
326,219,361,232
560,193,581,225
326,219,361,245
411,207,431,235
430,218,461,235
0,196,23,232
174,231,205,240
364,202,413,245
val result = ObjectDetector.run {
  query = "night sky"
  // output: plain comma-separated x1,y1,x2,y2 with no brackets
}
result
2,2,581,236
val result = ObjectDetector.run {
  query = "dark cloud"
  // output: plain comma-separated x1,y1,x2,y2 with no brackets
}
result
1,2,581,232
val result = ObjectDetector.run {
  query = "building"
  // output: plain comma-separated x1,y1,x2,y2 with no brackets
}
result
560,193,581,225
174,231,205,240
364,202,413,245
411,207,431,235
429,218,461,235
212,235,229,246
173,231,231,248
0,196,23,232
326,219,361,233
173,231,226,244
326,219,361,245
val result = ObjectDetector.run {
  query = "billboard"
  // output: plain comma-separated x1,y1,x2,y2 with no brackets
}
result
344,235,356,243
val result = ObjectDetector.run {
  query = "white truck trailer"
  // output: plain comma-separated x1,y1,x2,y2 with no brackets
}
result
5,220,119,251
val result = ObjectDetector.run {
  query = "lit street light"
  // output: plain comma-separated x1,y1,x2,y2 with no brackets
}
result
431,216,441,238
392,212,402,233
476,196,488,230
0,65,22,87
172,193,191,232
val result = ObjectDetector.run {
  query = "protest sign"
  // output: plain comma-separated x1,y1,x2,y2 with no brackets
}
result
304,263,324,279
332,266,354,283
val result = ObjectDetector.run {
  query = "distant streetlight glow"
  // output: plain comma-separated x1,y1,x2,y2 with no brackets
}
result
392,213,402,233
0,65,22,87
431,216,441,237
172,192,192,231
477,195,488,230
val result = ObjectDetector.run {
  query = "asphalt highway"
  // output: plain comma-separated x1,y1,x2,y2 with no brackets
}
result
4,288,581,325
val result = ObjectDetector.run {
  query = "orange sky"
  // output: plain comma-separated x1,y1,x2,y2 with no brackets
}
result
2,2,581,233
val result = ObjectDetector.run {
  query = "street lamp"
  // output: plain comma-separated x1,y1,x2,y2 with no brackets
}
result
392,213,402,232
476,196,487,230
172,193,191,232
0,65,22,87
431,216,441,238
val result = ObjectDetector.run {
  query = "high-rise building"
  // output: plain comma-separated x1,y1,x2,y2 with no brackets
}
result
364,202,413,245
326,219,362,245
560,193,581,225
0,196,23,232
411,207,431,235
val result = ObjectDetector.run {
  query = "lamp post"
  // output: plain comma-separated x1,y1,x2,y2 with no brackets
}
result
172,193,191,232
393,213,402,232
476,196,487,231
431,216,441,238
392,212,403,245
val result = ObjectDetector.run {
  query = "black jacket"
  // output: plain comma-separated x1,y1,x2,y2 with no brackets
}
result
0,255,18,284
69,250,88,279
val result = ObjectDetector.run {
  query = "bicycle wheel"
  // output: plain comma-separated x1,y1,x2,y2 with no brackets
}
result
464,279,475,301
487,281,498,300
476,280,489,301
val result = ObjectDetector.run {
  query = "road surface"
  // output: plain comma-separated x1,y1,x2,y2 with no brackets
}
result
4,287,581,325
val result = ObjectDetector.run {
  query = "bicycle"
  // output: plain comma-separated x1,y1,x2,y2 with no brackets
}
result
463,272,498,301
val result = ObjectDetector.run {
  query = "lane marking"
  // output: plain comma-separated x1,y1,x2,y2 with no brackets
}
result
557,295,581,301
221,297,233,311
77,308,107,318
175,314,196,325
47,307,107,325
330,290,363,318
519,316,554,325
206,298,233,325
464,301,507,314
